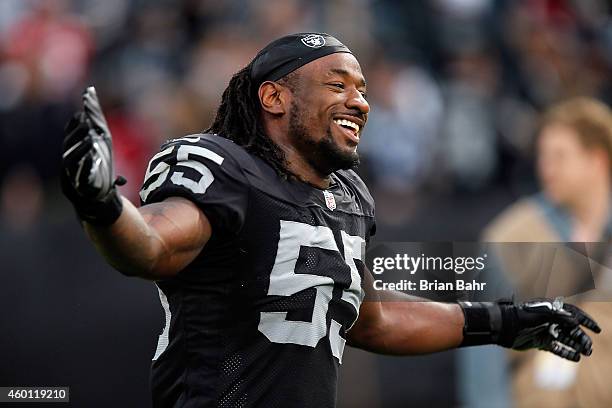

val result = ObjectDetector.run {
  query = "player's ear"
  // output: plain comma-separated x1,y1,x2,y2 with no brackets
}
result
258,81,288,115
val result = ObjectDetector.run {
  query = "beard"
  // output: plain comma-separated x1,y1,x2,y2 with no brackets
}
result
287,101,359,176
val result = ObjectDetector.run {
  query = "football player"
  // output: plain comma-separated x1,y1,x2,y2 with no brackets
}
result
61,33,600,407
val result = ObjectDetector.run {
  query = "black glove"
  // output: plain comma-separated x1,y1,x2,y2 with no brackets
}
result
61,86,126,225
459,298,601,362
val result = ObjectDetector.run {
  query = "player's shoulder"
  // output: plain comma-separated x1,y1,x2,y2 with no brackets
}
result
158,133,265,177
161,133,250,162
141,133,256,204
334,169,375,217
141,133,254,233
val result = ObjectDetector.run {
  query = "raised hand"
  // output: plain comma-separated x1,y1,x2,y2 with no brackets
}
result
61,86,125,225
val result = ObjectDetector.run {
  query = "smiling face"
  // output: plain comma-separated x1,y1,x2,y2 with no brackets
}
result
282,53,370,175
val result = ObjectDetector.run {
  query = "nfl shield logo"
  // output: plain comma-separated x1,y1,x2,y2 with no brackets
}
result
301,34,326,48
323,190,336,211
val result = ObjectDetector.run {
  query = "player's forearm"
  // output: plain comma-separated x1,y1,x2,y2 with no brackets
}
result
348,297,464,355
83,197,164,278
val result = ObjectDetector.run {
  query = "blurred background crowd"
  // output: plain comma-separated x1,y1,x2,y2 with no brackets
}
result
0,0,611,407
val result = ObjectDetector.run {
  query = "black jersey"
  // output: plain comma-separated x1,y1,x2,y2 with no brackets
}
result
139,134,376,408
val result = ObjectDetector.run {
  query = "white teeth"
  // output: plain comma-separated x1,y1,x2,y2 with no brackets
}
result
334,118,360,133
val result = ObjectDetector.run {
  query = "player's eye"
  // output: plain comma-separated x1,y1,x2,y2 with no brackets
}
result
328,82,345,90
359,90,368,99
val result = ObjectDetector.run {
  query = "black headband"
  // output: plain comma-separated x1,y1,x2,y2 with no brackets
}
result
250,33,353,85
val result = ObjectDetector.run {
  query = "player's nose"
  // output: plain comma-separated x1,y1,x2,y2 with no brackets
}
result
346,89,370,115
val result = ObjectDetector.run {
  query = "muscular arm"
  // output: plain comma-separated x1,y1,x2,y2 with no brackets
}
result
61,88,212,281
83,196,211,280
347,270,465,355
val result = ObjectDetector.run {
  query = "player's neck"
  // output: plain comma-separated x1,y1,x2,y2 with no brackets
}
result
285,151,332,189
265,125,332,189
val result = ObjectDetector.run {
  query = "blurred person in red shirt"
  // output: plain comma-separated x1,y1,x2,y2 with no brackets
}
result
4,0,93,100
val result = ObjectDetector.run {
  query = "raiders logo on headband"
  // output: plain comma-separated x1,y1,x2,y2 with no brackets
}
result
251,33,352,83
301,34,326,48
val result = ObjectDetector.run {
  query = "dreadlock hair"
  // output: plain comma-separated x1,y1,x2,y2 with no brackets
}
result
205,61,294,178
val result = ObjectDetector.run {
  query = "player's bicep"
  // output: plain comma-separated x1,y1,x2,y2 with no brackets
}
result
139,196,211,279
347,269,386,346
348,269,422,346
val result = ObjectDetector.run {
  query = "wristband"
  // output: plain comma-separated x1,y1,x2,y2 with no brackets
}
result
75,189,124,226
61,174,126,226
458,301,503,347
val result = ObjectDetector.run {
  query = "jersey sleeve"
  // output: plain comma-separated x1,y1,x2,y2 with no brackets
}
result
139,135,249,236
